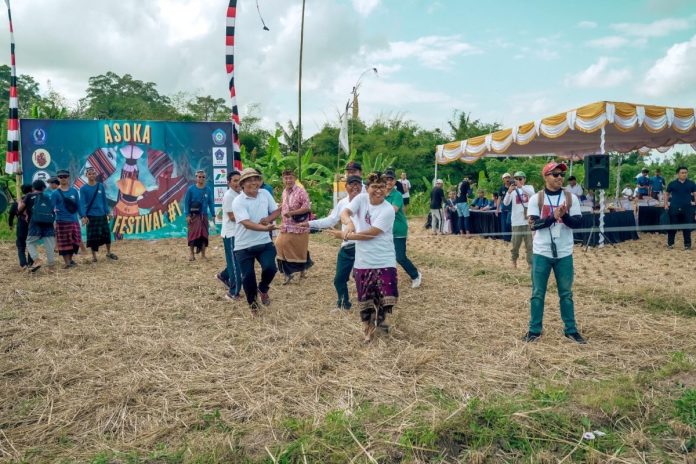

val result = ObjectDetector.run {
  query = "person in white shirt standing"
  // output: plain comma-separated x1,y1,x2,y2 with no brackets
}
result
503,171,535,268
216,170,243,301
524,162,586,344
232,168,281,312
565,176,584,200
303,175,363,311
328,172,397,343
398,171,411,213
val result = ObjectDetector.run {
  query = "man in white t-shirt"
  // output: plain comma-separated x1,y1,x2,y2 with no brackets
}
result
503,171,535,268
216,170,243,300
305,175,362,311
565,176,584,199
231,168,281,312
398,171,411,213
524,161,586,344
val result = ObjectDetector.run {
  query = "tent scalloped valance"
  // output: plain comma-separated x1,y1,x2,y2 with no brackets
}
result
437,101,696,164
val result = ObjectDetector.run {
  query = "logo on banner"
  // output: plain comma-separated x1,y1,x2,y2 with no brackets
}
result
212,129,226,146
213,147,227,167
32,170,51,183
32,149,51,169
213,168,228,185
32,128,47,145
214,206,223,225
214,186,227,203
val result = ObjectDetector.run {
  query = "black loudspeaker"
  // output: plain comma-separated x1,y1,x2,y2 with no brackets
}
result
584,155,610,189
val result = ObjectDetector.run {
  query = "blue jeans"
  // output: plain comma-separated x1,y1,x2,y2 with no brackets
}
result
500,210,512,241
334,244,355,309
234,242,277,305
220,236,242,296
456,202,469,233
394,237,419,280
529,254,578,335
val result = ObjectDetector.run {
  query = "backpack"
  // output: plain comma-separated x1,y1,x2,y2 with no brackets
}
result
30,193,55,226
537,190,573,215
58,189,79,214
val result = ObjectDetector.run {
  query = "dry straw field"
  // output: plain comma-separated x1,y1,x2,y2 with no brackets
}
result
1,222,695,463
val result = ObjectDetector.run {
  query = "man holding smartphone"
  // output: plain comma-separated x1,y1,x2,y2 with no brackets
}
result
524,161,586,344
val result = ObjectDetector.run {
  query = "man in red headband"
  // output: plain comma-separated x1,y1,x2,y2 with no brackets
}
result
524,161,586,344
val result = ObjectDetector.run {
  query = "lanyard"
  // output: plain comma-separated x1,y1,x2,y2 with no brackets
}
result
545,192,562,219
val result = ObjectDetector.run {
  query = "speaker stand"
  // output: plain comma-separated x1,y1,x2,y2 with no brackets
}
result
583,189,615,251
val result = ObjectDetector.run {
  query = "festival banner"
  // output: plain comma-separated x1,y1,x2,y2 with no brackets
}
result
20,119,234,239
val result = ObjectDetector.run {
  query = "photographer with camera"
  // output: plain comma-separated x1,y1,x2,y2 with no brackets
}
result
503,171,535,268
524,162,586,344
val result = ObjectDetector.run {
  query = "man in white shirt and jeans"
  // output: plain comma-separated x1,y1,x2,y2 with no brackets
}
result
524,161,586,344
304,175,362,311
217,170,243,300
232,168,281,312
503,171,535,268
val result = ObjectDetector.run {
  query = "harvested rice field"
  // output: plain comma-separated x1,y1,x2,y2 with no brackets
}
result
1,221,695,463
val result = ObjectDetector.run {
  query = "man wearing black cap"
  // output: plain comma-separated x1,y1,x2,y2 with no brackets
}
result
385,169,422,288
304,175,363,310
54,169,83,269
345,161,365,193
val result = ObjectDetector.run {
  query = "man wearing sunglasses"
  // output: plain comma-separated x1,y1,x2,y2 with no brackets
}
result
54,169,83,269
524,161,586,344
184,170,216,261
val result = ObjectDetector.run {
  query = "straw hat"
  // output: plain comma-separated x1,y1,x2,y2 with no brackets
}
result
239,168,261,184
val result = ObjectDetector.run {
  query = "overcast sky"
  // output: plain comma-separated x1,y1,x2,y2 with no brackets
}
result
2,0,696,144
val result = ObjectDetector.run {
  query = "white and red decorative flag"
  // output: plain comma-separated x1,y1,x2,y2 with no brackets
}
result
226,0,242,171
4,0,19,174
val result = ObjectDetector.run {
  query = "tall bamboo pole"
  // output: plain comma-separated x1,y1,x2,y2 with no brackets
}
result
297,0,306,181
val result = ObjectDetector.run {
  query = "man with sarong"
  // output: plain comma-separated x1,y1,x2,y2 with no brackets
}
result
184,170,216,261
275,169,313,283
79,167,118,262
53,170,82,269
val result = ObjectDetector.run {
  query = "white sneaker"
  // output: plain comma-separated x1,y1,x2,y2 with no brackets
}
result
411,271,422,288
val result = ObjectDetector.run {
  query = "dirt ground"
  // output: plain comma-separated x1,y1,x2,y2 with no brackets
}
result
1,221,695,461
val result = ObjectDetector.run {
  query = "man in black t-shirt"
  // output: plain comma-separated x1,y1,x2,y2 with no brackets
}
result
455,176,471,234
497,173,513,241
664,166,696,250
430,179,445,234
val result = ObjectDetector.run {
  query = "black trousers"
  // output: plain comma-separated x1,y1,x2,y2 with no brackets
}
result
667,207,694,247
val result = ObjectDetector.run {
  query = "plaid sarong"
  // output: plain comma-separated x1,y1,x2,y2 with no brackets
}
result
354,267,398,322
55,221,82,255
187,214,209,249
86,215,111,251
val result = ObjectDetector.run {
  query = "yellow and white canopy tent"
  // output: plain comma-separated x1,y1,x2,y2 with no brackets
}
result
435,101,696,164
435,101,696,246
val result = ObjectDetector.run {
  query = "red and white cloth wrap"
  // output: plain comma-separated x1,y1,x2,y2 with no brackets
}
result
4,0,19,174
226,0,242,171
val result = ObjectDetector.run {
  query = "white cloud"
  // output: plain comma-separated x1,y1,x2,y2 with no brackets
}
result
351,0,380,16
586,36,631,49
577,20,598,29
641,34,696,97
564,57,631,88
368,35,481,69
611,18,691,38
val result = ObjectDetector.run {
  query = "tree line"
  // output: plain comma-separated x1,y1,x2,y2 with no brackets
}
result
1,67,694,219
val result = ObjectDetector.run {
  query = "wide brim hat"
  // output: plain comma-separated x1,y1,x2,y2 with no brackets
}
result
239,167,262,183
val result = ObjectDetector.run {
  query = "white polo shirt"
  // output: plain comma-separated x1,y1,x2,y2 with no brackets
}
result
221,188,240,239
231,189,278,251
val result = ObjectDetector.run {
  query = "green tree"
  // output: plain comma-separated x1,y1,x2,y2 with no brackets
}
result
185,95,231,121
79,72,177,120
